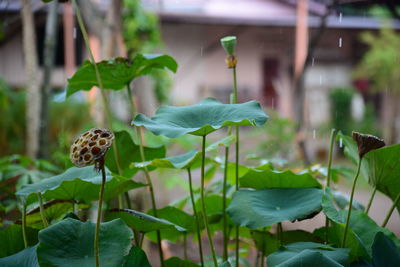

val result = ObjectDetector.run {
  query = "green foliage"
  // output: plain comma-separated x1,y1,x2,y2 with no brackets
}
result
227,188,323,229
132,98,268,137
0,224,38,257
0,246,39,267
239,169,322,190
329,88,354,135
267,242,350,267
16,166,145,205
354,27,400,92
67,55,177,97
36,218,133,267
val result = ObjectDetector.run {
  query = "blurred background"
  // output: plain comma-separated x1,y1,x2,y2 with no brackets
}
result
1,0,400,246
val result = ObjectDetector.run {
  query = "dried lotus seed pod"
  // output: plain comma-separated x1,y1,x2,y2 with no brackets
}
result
352,131,385,159
70,128,114,168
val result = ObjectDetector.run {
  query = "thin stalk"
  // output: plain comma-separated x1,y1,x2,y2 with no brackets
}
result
187,168,204,267
139,232,145,248
232,64,240,267
126,83,164,265
222,146,229,261
37,192,49,228
72,0,124,209
342,158,362,247
382,191,400,227
94,160,107,267
22,203,28,248
365,186,377,215
200,136,218,267
325,129,337,243
183,233,188,260
260,251,265,267
278,223,283,245
255,251,260,267
133,229,140,247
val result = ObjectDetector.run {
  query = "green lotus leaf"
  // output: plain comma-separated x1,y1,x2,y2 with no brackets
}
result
372,232,400,267
267,242,350,267
131,98,268,138
227,188,323,229
146,206,199,242
37,218,133,267
67,54,177,97
105,208,186,233
0,225,38,258
240,169,322,190
132,150,198,170
164,257,200,267
106,130,166,177
122,247,151,267
362,144,400,213
0,246,39,267
16,166,146,204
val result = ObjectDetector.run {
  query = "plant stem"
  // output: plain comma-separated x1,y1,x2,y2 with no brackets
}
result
278,223,283,245
37,192,49,228
187,168,204,267
232,65,240,267
222,146,229,261
22,203,28,248
260,251,265,267
200,135,218,267
183,233,188,260
126,83,164,264
382,191,400,227
342,158,362,247
365,186,377,215
94,160,107,267
325,129,337,243
72,0,124,209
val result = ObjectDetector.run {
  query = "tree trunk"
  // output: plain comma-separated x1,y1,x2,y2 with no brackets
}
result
21,0,40,159
38,0,59,159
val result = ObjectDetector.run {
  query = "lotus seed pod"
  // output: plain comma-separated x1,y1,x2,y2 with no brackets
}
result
70,128,114,167
220,36,237,55
225,55,237,68
352,131,385,158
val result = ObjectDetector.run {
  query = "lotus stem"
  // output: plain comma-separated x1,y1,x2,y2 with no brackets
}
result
278,222,283,244
183,233,188,260
200,135,218,267
382,191,400,227
22,203,28,248
342,158,362,247
187,168,204,267
94,159,107,267
222,146,230,261
126,83,164,265
72,0,124,210
37,192,49,228
325,129,337,243
365,186,377,215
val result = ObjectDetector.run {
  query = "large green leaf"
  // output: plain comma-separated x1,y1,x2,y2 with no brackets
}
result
146,206,198,242
122,247,151,267
0,246,39,267
314,225,369,260
0,224,38,258
16,166,146,204
105,208,186,233
133,150,199,170
25,200,81,229
105,130,166,177
227,188,323,229
372,232,400,267
37,218,133,267
164,257,200,267
267,242,350,267
362,144,400,213
67,55,177,97
131,98,268,137
240,169,322,190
